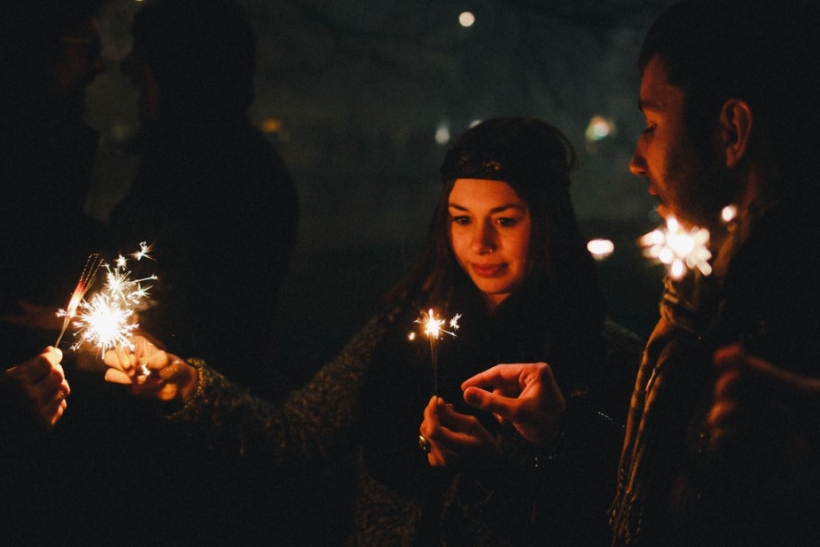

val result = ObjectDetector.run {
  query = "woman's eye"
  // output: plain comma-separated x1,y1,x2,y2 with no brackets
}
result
641,124,656,136
497,217,518,227
451,216,470,225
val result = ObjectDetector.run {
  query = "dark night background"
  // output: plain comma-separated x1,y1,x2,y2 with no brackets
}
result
85,0,676,393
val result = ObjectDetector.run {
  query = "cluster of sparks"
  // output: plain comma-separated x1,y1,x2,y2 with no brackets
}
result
57,242,156,358
410,309,461,394
639,216,712,280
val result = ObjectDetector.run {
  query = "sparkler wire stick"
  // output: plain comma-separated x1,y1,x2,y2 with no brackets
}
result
55,253,103,347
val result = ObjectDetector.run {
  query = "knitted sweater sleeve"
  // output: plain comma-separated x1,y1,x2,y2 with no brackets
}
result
167,314,390,466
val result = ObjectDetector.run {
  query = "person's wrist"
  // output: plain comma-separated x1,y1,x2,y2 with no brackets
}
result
158,357,204,414
178,362,199,403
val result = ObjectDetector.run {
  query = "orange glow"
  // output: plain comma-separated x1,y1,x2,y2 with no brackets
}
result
260,118,282,133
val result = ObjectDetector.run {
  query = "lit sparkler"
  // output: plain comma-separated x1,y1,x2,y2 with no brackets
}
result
412,309,461,394
67,245,157,362
55,253,104,347
639,216,712,279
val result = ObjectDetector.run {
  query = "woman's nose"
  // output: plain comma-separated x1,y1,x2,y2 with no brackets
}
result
471,222,496,254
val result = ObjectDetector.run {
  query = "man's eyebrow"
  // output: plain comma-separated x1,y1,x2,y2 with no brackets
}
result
638,98,661,112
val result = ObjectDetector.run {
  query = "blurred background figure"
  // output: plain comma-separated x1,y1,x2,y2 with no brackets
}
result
108,0,299,396
100,1,299,543
0,0,107,360
0,5,110,542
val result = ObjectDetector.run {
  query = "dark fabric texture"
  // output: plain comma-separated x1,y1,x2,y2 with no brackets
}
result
611,202,820,547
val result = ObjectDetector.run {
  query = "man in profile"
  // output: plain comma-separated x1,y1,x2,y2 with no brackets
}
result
609,1,820,545
460,2,820,546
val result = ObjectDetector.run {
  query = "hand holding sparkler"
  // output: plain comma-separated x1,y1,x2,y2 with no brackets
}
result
419,395,500,467
461,362,566,446
4,346,69,428
709,344,820,451
103,334,197,405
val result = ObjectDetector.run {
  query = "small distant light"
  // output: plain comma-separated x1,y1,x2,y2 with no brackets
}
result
459,12,475,27
435,126,451,145
587,238,615,260
260,118,282,133
721,205,737,223
408,332,416,341
585,115,616,143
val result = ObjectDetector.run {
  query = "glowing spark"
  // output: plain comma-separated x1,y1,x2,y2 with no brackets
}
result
449,313,462,332
721,205,738,223
55,253,104,347
72,291,138,356
639,216,712,279
131,241,154,261
413,309,461,394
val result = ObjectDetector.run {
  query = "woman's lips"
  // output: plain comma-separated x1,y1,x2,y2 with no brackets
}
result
471,263,506,278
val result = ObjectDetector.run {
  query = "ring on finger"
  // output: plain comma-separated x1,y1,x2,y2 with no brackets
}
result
159,359,184,380
418,434,431,454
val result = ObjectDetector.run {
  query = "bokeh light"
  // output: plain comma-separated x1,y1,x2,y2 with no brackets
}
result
459,12,476,28
585,115,616,143
435,125,451,145
587,238,615,261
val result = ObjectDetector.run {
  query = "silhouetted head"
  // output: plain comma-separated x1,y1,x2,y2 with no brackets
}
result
1,0,105,118
124,0,256,121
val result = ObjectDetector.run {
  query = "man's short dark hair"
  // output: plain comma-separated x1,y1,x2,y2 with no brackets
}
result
639,0,820,201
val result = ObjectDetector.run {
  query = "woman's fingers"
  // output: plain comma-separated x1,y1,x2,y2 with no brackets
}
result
105,368,133,384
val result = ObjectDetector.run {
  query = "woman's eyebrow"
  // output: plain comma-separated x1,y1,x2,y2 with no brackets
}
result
448,203,525,213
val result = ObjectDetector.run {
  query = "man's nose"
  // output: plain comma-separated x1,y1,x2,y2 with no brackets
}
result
629,146,647,177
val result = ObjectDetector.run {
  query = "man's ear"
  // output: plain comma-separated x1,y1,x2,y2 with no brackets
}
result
719,98,753,168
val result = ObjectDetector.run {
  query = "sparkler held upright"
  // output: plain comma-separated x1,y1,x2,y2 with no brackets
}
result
413,308,461,395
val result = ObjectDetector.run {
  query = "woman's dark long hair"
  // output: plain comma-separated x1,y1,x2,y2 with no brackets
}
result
383,117,607,384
